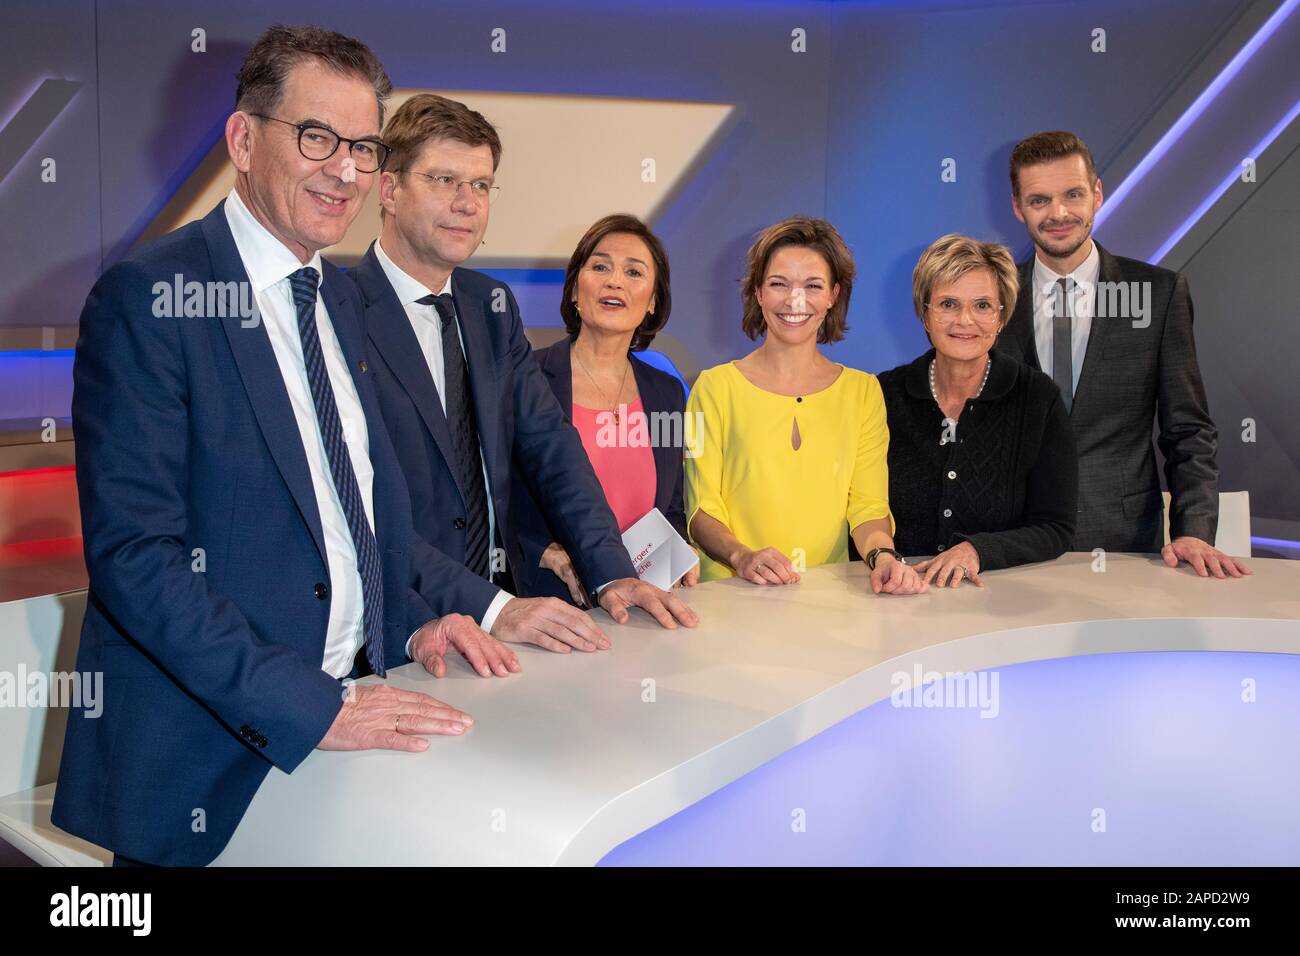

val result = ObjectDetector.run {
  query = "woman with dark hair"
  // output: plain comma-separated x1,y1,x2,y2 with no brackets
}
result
685,217,925,596
511,214,698,605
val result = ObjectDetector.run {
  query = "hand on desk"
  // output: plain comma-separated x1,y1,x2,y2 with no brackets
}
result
493,596,611,653
540,542,588,607
599,578,700,629
1162,536,1250,579
912,542,982,590
319,684,473,753
733,546,801,586
412,613,520,678
870,553,929,595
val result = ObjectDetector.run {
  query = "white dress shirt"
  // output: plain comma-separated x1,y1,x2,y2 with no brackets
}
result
373,239,513,635
1031,239,1100,395
225,189,375,679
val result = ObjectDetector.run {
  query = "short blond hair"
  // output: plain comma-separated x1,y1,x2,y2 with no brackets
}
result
911,234,1018,328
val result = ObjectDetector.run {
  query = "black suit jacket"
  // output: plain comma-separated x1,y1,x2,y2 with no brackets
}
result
995,241,1218,552
510,338,687,602
349,243,636,613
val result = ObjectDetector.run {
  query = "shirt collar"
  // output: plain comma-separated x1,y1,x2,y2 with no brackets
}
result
374,238,452,305
223,188,322,294
1033,239,1100,298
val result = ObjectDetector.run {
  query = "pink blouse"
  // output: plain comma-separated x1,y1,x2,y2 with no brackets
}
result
570,399,658,533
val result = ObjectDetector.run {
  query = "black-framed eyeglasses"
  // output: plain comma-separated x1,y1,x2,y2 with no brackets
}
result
250,113,391,173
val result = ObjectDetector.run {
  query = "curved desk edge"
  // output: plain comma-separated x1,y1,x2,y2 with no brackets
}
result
555,617,1300,866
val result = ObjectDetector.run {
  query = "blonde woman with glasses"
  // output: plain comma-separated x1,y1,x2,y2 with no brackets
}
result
877,234,1078,588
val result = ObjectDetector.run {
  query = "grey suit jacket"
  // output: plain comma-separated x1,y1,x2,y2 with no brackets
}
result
995,241,1218,552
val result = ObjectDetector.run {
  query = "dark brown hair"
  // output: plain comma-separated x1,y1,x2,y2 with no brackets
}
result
561,214,672,351
1009,130,1098,198
235,25,392,125
741,217,854,344
382,93,503,175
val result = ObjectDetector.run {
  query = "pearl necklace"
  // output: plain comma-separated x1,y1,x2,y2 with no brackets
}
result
930,354,992,446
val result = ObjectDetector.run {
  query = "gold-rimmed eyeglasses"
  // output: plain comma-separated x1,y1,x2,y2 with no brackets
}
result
925,297,1003,323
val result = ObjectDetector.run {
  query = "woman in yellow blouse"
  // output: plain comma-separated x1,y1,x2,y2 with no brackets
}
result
686,217,926,595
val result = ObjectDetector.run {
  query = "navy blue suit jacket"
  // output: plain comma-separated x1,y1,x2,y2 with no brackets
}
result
52,203,443,866
348,243,636,612
510,338,687,602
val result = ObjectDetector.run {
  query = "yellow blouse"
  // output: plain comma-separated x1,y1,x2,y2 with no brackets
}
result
685,361,892,582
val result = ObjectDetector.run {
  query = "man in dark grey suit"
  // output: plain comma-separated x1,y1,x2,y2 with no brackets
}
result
996,131,1248,579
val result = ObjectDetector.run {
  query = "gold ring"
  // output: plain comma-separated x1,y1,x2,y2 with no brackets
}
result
395,714,402,732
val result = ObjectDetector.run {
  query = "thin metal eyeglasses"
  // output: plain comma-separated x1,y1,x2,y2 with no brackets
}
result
249,113,391,173
925,298,1004,323
401,169,501,205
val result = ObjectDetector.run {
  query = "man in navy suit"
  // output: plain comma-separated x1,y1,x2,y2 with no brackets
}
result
52,26,516,868
349,94,698,653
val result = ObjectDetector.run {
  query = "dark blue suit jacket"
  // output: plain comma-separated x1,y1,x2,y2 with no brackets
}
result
52,203,443,866
348,243,636,612
510,339,688,602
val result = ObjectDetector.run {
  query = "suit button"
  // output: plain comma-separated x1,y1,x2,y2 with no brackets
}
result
314,582,329,600
453,517,466,530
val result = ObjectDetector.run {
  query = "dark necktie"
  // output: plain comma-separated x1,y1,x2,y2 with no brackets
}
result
289,267,385,677
1051,277,1074,414
417,292,491,578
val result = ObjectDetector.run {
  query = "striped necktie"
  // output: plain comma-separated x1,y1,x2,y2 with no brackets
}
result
289,267,385,677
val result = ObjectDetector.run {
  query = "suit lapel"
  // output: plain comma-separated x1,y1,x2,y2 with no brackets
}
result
355,244,461,500
629,354,675,511
323,269,365,367
541,338,574,416
1007,257,1039,370
323,268,397,547
201,204,328,567
450,273,502,497
1071,241,1119,410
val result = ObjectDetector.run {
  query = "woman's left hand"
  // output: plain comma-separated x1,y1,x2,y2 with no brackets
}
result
540,542,588,607
913,541,984,589
870,554,928,595
678,551,701,588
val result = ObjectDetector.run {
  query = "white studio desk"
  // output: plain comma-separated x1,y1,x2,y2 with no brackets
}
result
202,553,1300,866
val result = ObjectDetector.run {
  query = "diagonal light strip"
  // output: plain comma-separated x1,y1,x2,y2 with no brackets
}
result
0,78,81,185
1151,98,1300,263
1095,0,1298,227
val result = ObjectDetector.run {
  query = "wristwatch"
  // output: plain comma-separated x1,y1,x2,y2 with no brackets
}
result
866,547,905,571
